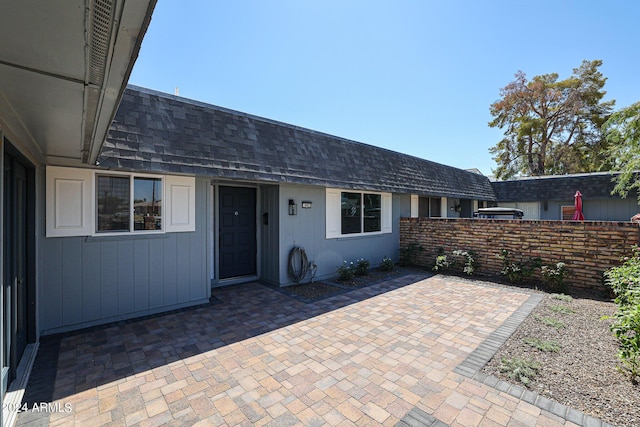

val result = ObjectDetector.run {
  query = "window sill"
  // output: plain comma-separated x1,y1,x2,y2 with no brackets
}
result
326,231,391,240
85,232,171,242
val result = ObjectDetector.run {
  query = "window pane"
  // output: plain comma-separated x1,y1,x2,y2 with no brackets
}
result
134,177,162,231
430,197,441,217
363,193,381,232
341,192,361,234
96,175,130,232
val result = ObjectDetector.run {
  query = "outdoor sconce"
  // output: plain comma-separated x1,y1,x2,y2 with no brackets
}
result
301,201,312,209
288,199,297,215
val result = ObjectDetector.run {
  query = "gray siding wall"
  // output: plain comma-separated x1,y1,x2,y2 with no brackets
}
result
259,185,280,285
277,184,406,285
38,177,210,334
527,198,638,221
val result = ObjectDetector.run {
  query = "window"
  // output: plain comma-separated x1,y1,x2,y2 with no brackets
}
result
327,189,391,238
363,193,381,232
561,206,575,221
46,166,196,237
341,192,362,234
96,174,162,233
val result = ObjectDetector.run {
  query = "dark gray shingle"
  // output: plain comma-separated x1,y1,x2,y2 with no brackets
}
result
99,86,496,200
492,173,636,202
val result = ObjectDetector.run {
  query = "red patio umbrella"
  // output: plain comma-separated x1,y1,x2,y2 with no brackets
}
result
572,190,585,221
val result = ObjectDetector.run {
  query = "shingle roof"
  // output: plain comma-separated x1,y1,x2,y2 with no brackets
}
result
491,172,636,201
99,86,496,200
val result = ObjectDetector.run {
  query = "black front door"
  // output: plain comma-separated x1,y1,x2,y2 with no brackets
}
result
3,149,31,382
219,186,257,279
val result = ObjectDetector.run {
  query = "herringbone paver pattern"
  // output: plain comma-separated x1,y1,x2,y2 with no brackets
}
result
17,275,596,426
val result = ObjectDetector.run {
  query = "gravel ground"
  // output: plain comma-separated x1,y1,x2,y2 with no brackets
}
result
482,290,640,427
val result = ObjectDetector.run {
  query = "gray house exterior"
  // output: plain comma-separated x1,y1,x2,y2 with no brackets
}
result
0,2,157,425
39,86,496,337
491,172,640,221
5,2,634,421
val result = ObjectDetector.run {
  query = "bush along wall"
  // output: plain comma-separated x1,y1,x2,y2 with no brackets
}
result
400,217,640,293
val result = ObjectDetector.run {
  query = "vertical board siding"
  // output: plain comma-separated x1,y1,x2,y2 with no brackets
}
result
149,240,165,309
41,238,63,329
163,236,178,306
81,241,101,322
117,240,135,315
100,241,119,318
259,185,280,285
61,238,83,325
277,184,403,285
39,178,209,334
510,199,638,221
176,232,190,304
191,178,209,299
133,240,150,312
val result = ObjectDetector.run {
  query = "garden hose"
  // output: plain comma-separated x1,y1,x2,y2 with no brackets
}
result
288,246,317,284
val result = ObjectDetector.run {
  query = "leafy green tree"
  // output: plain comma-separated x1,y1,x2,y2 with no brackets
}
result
489,60,615,179
603,101,640,202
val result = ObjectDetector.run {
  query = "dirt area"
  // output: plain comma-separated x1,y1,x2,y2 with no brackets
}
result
481,288,639,427
278,267,408,301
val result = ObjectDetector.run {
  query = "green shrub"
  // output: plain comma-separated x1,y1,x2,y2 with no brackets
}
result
604,246,640,383
399,243,424,266
535,315,565,329
499,357,540,385
453,249,478,275
550,293,573,302
541,262,569,291
496,249,540,283
432,254,451,272
355,258,370,276
337,261,355,281
523,337,561,352
548,304,575,315
432,249,478,275
380,256,395,272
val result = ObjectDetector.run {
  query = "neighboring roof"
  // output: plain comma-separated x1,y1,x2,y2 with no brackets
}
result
491,172,636,201
99,86,496,200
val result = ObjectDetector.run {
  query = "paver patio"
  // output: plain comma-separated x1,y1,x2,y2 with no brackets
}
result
15,274,607,426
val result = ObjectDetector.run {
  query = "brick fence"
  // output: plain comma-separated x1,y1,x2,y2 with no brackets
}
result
399,218,640,292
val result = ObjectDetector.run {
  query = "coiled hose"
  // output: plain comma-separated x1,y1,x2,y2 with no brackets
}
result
288,246,317,284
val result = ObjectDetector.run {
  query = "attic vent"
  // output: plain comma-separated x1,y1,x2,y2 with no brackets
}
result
89,0,115,85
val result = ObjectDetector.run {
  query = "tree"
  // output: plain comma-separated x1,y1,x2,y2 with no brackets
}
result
489,60,615,179
603,101,640,202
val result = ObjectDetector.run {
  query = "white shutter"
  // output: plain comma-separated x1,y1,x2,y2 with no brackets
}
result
46,166,93,237
326,188,341,238
382,192,392,234
165,175,196,232
440,197,448,218
410,194,418,218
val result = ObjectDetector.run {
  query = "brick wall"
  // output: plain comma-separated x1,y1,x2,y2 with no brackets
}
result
400,218,640,292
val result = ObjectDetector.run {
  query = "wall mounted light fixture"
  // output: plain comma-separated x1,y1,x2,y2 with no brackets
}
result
288,199,297,215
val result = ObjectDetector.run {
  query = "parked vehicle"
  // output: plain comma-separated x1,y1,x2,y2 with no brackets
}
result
474,207,524,219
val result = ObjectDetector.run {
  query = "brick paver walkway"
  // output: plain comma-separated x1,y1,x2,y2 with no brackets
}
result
16,275,606,426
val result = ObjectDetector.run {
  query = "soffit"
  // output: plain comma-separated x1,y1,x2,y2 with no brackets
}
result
0,0,155,166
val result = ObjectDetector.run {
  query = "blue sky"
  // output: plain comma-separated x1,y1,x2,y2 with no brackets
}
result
129,1,640,176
